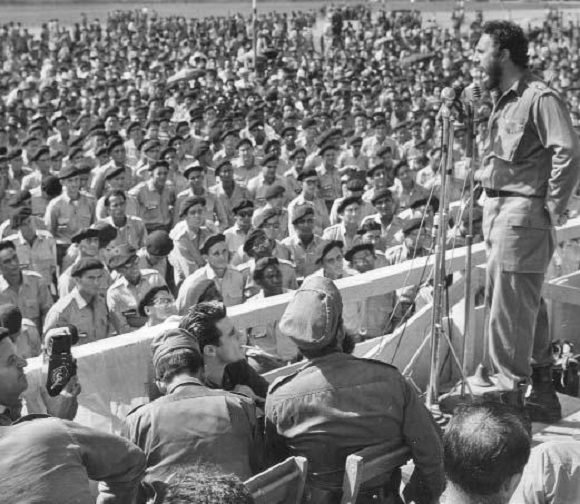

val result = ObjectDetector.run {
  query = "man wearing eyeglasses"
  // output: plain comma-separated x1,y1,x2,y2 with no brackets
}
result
106,244,167,334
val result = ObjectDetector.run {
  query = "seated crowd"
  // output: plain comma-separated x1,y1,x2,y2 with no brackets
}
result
1,3,580,503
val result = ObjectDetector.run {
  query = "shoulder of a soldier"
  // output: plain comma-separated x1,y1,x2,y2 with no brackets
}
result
523,74,562,101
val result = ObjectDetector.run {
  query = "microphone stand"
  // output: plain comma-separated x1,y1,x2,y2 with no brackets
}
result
426,99,455,409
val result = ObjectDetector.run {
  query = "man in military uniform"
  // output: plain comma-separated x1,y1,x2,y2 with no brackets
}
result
122,328,261,485
474,21,580,421
106,244,167,334
265,276,445,503
44,258,114,343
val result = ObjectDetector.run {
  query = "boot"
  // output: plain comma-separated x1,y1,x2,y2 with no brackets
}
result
525,366,562,423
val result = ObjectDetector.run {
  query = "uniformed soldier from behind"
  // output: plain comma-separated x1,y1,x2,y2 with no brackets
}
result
43,258,114,344
122,328,262,488
106,244,167,334
265,276,445,504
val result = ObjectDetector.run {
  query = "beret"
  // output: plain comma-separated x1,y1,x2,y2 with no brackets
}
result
107,138,124,154
279,276,344,351
357,219,382,235
200,233,226,255
179,195,206,218
57,164,81,180
371,188,394,205
318,143,337,156
254,207,280,228
348,135,363,146
142,139,161,152
262,153,278,165
0,304,22,337
104,166,124,181
291,204,314,224
236,138,253,150
71,257,104,277
126,121,141,133
71,227,100,244
146,230,174,256
29,146,49,162
297,168,318,182
302,118,317,129
402,217,425,236
264,184,285,200
215,159,232,175
316,240,344,264
367,163,388,177
149,160,169,172
232,199,254,214
107,244,138,269
95,146,108,157
159,146,176,159
183,162,205,179
243,228,268,255
344,242,375,262
337,196,361,214
345,178,366,192
8,190,32,208
68,146,84,160
288,148,306,160
376,145,393,157
138,285,172,317
280,126,297,137
11,206,32,227
91,221,118,248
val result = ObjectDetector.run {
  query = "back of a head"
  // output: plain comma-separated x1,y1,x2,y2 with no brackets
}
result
178,301,227,353
162,464,254,504
443,402,531,499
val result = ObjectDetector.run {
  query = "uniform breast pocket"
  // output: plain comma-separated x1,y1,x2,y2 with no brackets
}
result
144,202,159,218
500,213,552,273
78,209,92,228
494,119,526,162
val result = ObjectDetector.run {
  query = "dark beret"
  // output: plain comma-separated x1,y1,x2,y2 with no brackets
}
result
200,233,226,255
179,196,206,218
30,146,49,163
297,168,318,182
316,240,344,264
71,227,100,244
105,166,124,181
243,228,268,255
337,196,361,215
58,164,81,180
345,243,375,262
183,162,205,179
288,148,307,160
371,188,394,205
215,159,232,175
0,304,22,337
292,204,314,224
236,138,253,150
106,244,138,270
71,257,105,277
232,200,254,214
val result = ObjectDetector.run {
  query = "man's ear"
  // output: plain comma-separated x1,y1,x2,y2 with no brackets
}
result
155,380,167,395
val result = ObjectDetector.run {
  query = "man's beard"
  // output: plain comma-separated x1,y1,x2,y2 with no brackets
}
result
484,61,502,91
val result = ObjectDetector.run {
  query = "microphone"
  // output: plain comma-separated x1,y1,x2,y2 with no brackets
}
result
438,87,456,121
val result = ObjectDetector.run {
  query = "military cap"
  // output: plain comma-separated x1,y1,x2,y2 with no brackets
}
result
152,328,200,373
243,228,268,255
160,146,176,159
248,120,264,131
318,143,338,156
104,166,124,181
107,244,138,270
280,126,297,137
348,135,363,147
149,160,169,172
68,146,84,160
142,139,161,153
71,257,105,277
345,179,366,192
288,148,307,161
146,231,174,256
126,121,141,134
71,227,100,244
29,146,49,163
232,200,254,215
253,256,280,282
371,188,395,205
264,184,285,201
345,242,375,262
21,136,38,146
221,129,239,141
316,240,344,264
41,175,62,196
200,233,226,255
107,138,124,154
57,164,81,180
357,219,382,235
292,204,314,224
8,190,31,208
8,148,22,160
410,196,438,211
337,196,361,214
376,145,393,158
215,159,232,176
279,276,344,351
0,304,22,337
402,218,425,236
236,138,253,150
11,207,32,228
367,163,388,177
183,162,205,179
91,221,118,248
296,168,317,182
180,195,206,218
262,153,279,166
254,207,280,229
138,285,172,317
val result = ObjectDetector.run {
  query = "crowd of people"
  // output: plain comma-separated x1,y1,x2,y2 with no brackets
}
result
1,2,580,503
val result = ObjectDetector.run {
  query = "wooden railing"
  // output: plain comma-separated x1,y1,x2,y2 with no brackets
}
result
22,218,580,433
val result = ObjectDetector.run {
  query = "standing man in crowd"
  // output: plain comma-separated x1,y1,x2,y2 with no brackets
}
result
473,20,580,421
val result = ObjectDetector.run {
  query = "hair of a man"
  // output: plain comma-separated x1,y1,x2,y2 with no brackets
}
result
0,240,16,254
155,348,203,383
443,402,531,497
104,189,127,207
178,301,227,353
482,20,529,69
162,463,254,503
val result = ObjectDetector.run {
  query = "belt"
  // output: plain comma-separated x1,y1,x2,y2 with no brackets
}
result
484,188,543,199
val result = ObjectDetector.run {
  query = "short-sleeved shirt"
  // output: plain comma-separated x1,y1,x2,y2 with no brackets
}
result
44,192,96,245
43,287,113,343
101,215,148,250
6,230,57,280
128,180,175,231
281,234,327,279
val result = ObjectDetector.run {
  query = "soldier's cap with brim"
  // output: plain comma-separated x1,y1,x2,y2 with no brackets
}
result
345,242,375,262
57,164,81,180
315,240,344,265
71,257,105,277
371,188,394,205
71,227,100,244
279,275,345,351
337,196,361,215
107,244,138,270
200,233,226,255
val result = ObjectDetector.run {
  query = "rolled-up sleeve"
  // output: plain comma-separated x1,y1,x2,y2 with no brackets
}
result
534,93,580,218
